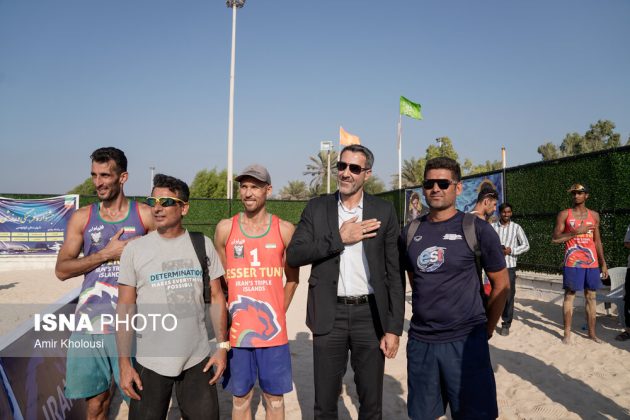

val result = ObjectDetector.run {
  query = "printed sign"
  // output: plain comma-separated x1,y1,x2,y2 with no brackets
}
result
0,196,78,255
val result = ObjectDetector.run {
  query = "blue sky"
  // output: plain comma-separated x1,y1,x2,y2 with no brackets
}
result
1,0,629,196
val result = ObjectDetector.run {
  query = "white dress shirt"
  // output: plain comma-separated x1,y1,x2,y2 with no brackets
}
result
337,195,373,296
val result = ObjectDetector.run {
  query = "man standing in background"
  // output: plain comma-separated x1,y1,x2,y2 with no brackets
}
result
552,183,607,344
492,203,530,336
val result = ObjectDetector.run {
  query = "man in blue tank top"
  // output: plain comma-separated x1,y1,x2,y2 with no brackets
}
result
55,147,154,419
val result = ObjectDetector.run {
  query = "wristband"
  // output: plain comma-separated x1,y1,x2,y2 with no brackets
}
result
217,341,231,351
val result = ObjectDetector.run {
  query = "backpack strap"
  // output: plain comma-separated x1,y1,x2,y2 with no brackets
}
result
406,217,422,248
190,231,211,304
463,213,486,307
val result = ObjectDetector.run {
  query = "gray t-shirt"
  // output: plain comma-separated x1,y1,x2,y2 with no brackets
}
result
118,230,224,377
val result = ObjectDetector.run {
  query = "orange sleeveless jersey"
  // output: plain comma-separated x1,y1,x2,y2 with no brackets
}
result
563,209,598,268
225,213,288,348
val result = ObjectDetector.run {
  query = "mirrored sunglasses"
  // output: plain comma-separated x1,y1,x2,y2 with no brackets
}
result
146,196,186,207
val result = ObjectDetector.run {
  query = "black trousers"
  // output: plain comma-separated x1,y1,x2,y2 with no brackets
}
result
501,268,517,328
312,298,385,420
129,358,219,420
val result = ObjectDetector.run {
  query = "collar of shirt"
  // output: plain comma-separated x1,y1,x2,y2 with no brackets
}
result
338,194,364,215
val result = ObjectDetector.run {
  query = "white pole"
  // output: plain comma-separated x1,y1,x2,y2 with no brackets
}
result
226,4,238,200
398,114,402,190
327,150,331,194
501,146,507,201
149,166,155,192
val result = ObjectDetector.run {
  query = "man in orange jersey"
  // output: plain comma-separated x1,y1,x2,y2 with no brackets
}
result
552,183,608,344
214,164,299,420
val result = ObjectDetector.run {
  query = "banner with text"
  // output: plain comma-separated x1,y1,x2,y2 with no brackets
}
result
0,196,78,255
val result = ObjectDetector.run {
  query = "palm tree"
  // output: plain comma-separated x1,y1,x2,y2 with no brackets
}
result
391,157,425,189
304,151,338,193
279,180,311,200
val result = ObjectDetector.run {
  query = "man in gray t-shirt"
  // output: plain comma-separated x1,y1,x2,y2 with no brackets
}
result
116,174,229,420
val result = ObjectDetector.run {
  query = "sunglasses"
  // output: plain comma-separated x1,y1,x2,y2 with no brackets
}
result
337,161,370,175
146,196,187,207
422,179,458,190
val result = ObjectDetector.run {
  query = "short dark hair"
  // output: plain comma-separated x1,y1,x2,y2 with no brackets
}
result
476,186,499,203
152,174,190,202
90,147,127,174
340,144,374,169
499,202,512,212
424,157,461,181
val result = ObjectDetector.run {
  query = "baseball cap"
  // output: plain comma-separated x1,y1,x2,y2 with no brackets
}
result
235,164,271,185
568,183,588,193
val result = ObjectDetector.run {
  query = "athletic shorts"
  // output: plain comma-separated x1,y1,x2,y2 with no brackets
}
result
407,324,498,420
64,333,128,402
563,267,602,291
222,344,293,396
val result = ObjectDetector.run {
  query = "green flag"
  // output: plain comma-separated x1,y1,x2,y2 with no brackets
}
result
400,96,422,120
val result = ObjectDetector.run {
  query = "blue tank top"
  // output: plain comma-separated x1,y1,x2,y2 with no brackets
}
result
78,200,147,333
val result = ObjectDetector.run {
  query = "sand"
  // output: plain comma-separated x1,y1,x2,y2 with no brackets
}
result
1,266,629,419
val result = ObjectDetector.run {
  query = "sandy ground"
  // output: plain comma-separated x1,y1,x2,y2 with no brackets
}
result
1,266,629,419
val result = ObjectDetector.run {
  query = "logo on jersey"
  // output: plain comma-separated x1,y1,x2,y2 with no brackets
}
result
229,295,281,347
90,231,103,245
442,234,462,241
565,244,596,267
417,246,446,272
231,238,245,259
88,225,104,245
413,236,422,242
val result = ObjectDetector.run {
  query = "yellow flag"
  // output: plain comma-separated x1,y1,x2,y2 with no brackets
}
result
339,126,360,145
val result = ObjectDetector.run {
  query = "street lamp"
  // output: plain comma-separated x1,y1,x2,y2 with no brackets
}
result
226,0,246,200
320,141,334,194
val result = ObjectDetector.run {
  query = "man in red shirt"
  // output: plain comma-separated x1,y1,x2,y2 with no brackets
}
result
552,183,608,344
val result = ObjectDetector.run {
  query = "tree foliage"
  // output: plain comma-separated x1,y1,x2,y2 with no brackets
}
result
279,180,311,200
190,168,236,198
303,150,338,195
390,136,500,188
364,175,386,194
67,177,96,195
537,120,623,160
463,160,502,176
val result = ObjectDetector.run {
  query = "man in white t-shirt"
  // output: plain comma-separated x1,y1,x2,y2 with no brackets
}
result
116,174,229,419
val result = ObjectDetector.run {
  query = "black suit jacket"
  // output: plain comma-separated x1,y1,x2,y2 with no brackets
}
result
286,192,404,336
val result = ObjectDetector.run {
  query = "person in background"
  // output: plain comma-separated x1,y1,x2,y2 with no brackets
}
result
492,203,530,336
552,183,607,344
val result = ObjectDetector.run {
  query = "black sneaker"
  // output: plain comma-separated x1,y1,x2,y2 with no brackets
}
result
499,327,510,336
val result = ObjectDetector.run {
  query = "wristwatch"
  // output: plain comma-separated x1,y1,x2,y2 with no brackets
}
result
217,341,231,351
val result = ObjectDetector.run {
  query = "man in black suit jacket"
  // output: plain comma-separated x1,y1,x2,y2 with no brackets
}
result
287,144,404,420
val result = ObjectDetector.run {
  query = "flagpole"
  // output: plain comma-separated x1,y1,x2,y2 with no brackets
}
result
501,146,507,202
398,114,402,190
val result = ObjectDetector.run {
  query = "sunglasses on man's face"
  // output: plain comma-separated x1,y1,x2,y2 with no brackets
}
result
337,161,370,175
422,179,457,190
146,196,186,207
